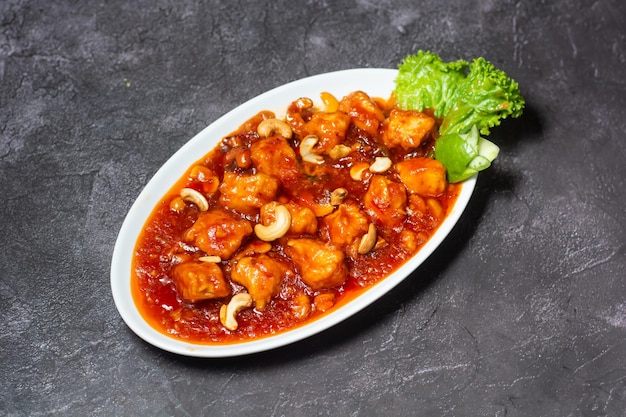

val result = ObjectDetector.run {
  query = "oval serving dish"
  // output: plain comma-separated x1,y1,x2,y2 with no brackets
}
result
110,68,476,357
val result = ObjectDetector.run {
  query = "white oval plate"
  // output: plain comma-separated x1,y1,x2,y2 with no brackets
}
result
110,68,476,357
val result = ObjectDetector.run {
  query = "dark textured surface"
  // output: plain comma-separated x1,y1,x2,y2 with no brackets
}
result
1,1,625,416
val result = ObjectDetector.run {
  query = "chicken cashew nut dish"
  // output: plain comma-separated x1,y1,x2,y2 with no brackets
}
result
131,51,524,344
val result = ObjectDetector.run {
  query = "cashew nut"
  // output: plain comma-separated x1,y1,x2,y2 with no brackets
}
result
320,91,339,113
257,118,293,139
198,255,222,263
330,188,348,206
369,157,392,173
219,293,253,331
180,188,209,211
328,144,352,159
358,223,377,255
350,162,370,181
254,204,292,241
300,135,324,164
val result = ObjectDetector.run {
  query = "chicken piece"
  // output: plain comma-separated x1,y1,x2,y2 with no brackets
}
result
250,136,300,181
286,201,318,235
286,97,314,138
231,254,290,311
363,175,407,229
396,157,447,197
337,91,386,136
303,111,351,152
183,209,253,259
219,172,279,215
320,202,369,248
171,261,230,303
285,238,347,290
260,201,318,235
381,108,435,150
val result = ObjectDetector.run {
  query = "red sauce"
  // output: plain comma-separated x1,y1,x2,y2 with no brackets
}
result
132,92,460,344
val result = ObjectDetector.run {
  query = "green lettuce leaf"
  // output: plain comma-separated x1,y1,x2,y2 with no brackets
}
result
434,126,500,183
394,51,469,121
394,51,525,182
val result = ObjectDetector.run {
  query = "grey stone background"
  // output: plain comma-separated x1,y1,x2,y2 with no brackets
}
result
1,0,625,416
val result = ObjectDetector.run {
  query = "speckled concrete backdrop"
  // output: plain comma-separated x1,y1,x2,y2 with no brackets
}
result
1,1,625,416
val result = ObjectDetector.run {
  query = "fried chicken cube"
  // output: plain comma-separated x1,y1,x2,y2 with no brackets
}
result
219,172,279,215
303,111,351,152
183,209,253,259
396,157,447,197
286,201,318,235
363,175,407,229
320,202,369,248
231,254,290,311
381,108,435,150
285,238,347,290
250,136,300,180
171,261,230,303
337,91,386,136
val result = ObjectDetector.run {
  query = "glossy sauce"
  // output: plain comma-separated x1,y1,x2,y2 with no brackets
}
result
132,93,460,344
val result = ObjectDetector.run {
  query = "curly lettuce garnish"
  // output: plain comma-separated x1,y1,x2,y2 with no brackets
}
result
394,50,525,182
